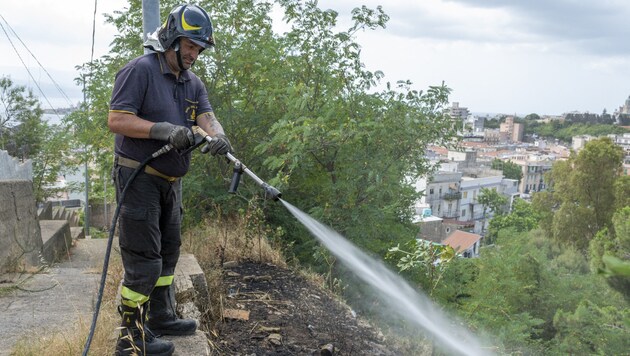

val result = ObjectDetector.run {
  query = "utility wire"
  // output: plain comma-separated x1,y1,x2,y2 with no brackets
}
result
0,17,62,118
0,14,74,107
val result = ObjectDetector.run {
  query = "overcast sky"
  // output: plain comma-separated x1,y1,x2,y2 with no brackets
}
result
1,0,629,116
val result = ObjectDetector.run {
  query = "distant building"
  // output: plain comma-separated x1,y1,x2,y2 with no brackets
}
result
499,116,524,143
608,133,630,157
615,95,630,116
484,129,501,144
420,168,519,234
447,150,477,168
424,171,463,220
442,230,482,258
463,115,485,134
513,158,553,194
449,102,470,120
572,135,595,151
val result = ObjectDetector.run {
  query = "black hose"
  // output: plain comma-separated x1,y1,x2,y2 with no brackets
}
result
82,144,171,356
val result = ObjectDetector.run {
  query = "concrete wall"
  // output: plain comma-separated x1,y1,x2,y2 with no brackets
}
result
0,150,32,180
89,202,117,230
0,180,43,273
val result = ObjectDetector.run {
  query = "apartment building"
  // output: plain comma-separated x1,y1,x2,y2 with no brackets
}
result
572,135,595,151
424,171,463,220
420,169,519,234
513,158,553,194
608,133,630,157
449,102,470,120
458,175,519,221
484,129,501,144
499,116,524,143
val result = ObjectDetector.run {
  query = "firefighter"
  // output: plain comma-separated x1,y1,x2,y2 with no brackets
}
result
108,4,231,355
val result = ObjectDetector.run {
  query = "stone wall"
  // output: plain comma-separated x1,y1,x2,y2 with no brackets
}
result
0,180,42,273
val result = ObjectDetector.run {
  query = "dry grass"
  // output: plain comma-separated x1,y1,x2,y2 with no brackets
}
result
181,208,287,325
182,210,286,268
11,252,123,356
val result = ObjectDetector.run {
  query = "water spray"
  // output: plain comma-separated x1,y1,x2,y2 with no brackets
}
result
281,200,492,356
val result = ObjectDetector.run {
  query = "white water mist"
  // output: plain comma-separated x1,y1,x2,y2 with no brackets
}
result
281,199,492,356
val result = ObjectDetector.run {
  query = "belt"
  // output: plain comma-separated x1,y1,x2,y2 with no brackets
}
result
115,156,180,183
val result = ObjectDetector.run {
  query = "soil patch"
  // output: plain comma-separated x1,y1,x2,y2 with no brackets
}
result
210,260,402,355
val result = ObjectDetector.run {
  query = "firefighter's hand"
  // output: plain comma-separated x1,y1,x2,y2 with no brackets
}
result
149,122,194,150
200,134,233,156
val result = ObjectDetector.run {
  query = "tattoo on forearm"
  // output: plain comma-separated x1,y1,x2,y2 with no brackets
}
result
203,112,224,134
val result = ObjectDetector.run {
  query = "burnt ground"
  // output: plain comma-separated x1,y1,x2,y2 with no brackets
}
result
208,260,404,356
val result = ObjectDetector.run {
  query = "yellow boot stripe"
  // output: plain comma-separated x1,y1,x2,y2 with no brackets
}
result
121,287,149,306
155,275,174,287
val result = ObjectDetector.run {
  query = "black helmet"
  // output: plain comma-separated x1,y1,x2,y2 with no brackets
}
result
158,4,215,50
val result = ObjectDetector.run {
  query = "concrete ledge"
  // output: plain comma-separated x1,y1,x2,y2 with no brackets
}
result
165,330,210,356
175,254,210,315
168,253,210,355
39,220,72,264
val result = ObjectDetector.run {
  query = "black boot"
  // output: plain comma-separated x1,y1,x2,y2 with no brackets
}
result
115,302,175,356
146,285,197,336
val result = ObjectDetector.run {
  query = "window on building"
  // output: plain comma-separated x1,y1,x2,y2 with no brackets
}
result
463,191,468,198
462,209,466,217
429,188,434,194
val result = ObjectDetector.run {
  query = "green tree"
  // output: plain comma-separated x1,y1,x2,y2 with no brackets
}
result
387,239,455,295
31,124,73,202
590,207,630,302
0,76,43,156
461,230,546,353
534,137,625,252
487,198,539,241
491,158,523,182
456,227,628,354
553,300,629,355
251,1,458,257
524,113,540,121
614,175,630,211
477,187,507,242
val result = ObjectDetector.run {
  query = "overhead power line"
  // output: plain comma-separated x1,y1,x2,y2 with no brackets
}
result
0,13,74,112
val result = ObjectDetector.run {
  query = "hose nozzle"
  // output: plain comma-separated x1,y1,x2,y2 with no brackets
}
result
262,183,282,201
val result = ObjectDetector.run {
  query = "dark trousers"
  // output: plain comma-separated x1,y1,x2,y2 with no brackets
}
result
113,165,182,299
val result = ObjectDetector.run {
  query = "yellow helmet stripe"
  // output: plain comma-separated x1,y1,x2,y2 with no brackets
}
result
181,12,201,31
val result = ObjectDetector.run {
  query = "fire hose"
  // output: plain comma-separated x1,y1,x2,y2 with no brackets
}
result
82,126,281,355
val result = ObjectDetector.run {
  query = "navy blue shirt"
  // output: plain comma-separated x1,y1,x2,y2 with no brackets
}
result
110,52,213,177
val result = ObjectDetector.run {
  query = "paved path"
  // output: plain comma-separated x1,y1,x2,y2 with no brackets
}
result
0,238,209,355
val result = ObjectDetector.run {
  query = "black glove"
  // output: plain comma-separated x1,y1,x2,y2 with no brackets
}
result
200,134,233,156
149,122,194,150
